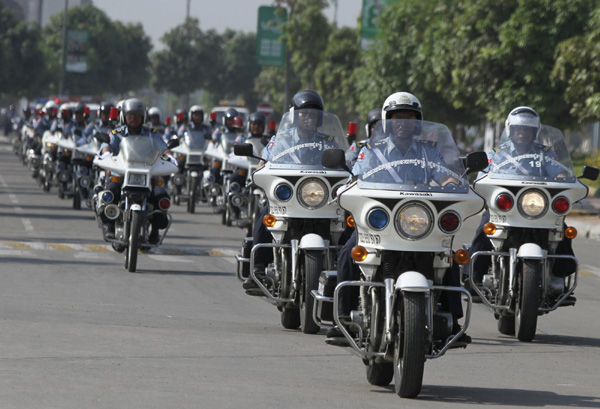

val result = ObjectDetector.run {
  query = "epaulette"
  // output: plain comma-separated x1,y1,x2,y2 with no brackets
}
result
112,125,126,135
373,140,387,146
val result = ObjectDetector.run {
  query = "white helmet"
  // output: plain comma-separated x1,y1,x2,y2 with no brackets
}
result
42,100,58,115
381,92,422,132
505,106,540,138
147,107,161,118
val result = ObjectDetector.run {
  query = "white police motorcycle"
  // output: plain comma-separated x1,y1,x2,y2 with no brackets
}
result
315,119,488,398
169,130,208,213
468,124,599,342
202,130,237,216
235,110,350,334
93,134,179,272
225,137,265,235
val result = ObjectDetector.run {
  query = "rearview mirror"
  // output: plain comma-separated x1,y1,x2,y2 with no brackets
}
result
322,148,352,174
166,137,180,150
94,132,110,144
579,166,599,181
465,151,488,174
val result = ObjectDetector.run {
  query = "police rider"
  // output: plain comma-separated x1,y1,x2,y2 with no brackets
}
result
99,98,176,244
345,108,382,168
327,92,467,344
467,106,573,285
244,89,338,290
83,101,115,140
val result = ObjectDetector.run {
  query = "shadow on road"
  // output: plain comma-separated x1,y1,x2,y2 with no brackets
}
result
416,385,600,407
132,269,235,277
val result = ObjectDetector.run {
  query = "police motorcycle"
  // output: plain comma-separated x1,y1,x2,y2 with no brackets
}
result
226,137,265,235
315,118,488,398
234,109,349,333
467,123,599,342
203,114,240,216
169,130,208,213
54,129,80,200
93,133,179,272
39,126,61,192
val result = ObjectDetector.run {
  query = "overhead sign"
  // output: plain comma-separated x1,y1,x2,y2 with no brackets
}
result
360,0,398,51
256,6,287,66
66,29,89,73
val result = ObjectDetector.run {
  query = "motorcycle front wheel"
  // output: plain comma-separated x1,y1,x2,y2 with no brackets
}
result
190,176,198,214
516,260,541,342
72,181,81,210
127,211,142,272
299,250,323,334
394,292,426,399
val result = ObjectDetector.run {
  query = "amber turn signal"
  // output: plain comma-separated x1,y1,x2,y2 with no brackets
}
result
263,214,277,227
454,249,471,265
351,246,368,262
483,222,497,235
346,215,355,228
564,226,577,239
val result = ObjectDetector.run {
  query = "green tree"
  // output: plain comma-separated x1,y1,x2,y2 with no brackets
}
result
0,4,49,98
277,0,330,90
552,5,600,122
209,30,261,108
44,4,151,95
314,26,361,125
152,18,223,106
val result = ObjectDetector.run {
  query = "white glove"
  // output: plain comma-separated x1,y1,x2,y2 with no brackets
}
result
167,155,177,166
100,151,112,159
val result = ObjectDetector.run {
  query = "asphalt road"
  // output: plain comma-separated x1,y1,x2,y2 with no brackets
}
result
1,134,599,409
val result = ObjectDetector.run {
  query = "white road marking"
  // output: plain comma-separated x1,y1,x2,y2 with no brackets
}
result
22,219,34,231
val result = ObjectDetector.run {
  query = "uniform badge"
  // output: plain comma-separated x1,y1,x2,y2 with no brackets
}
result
267,141,274,148
350,145,355,151
358,152,365,161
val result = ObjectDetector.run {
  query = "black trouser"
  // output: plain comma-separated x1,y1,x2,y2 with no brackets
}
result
337,230,464,319
102,182,169,230
467,209,576,281
252,203,273,267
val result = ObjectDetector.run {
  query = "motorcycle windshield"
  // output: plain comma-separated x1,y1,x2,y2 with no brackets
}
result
120,135,162,165
488,124,576,181
221,132,238,154
356,119,468,192
184,130,206,150
268,110,348,169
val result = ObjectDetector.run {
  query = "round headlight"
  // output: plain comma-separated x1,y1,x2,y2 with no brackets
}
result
518,189,547,219
80,167,88,175
274,183,293,201
395,202,432,239
298,179,328,209
367,208,389,230
230,182,241,193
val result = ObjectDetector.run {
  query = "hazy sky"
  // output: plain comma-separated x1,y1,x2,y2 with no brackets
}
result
92,0,363,50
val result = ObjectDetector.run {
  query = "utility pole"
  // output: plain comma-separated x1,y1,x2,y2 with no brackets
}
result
332,0,338,26
283,4,294,113
37,0,43,26
58,0,68,96
186,0,190,20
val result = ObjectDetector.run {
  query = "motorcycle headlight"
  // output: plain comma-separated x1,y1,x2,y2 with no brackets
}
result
298,178,328,209
127,173,147,187
518,189,547,219
367,208,389,230
274,183,293,201
395,202,433,239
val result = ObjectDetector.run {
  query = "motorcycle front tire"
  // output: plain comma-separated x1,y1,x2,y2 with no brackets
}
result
127,211,141,272
299,250,322,334
516,259,541,342
393,292,426,399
